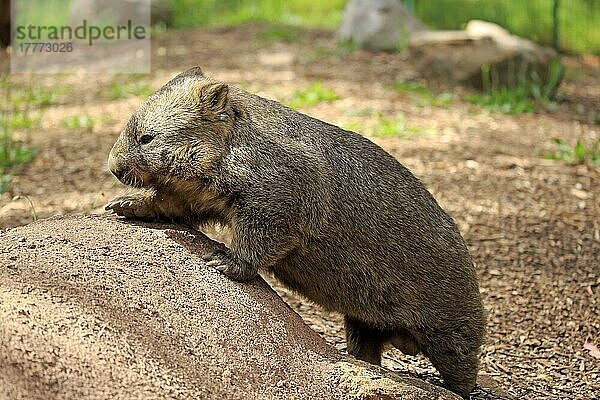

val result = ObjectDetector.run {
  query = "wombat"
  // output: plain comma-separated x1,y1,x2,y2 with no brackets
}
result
106,67,486,398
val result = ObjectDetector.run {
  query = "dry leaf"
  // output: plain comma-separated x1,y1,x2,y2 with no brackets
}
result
583,341,600,359
570,188,589,199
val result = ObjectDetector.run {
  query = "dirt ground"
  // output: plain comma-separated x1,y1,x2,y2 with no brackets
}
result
1,25,599,399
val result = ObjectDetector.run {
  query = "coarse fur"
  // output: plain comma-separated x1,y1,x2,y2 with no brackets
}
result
107,67,486,398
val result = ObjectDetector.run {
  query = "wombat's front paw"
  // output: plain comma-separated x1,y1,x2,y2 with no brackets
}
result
202,250,257,282
105,194,157,220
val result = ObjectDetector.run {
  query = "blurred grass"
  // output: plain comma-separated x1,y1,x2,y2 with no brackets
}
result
63,114,112,130
103,82,154,100
168,0,599,55
391,81,453,107
285,82,340,109
0,123,37,193
542,138,600,166
371,113,432,138
465,58,563,114
257,24,303,43
0,77,55,193
10,0,599,54
13,0,70,32
466,87,536,115
0,109,37,193
169,0,345,29
414,0,600,55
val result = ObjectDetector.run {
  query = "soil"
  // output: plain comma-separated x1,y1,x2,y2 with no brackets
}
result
1,24,598,399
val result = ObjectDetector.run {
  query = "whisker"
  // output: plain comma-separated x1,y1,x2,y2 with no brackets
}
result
122,168,134,184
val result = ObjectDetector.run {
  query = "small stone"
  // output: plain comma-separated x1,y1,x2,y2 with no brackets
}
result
465,160,480,169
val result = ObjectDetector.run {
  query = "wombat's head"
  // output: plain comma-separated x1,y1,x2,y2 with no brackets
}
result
108,67,234,188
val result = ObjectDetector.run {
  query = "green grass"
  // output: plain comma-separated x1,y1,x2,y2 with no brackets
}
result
11,0,600,55
542,138,600,167
9,85,70,109
415,0,600,55
9,0,600,55
5,111,41,129
104,82,154,100
466,87,536,115
466,59,564,114
0,76,44,193
12,0,70,35
169,0,345,29
0,80,68,193
257,24,303,43
63,115,110,130
371,113,432,139
342,110,434,138
165,0,598,55
0,124,37,193
391,81,453,107
285,82,340,109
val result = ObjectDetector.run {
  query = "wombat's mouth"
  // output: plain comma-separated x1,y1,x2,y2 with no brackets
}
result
115,168,152,189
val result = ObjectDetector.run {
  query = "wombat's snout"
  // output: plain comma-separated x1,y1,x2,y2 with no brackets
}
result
108,150,127,182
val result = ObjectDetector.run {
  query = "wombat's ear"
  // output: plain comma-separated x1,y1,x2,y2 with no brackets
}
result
180,66,205,78
163,67,206,89
198,82,229,113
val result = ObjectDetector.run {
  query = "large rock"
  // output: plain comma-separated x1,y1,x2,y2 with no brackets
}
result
408,20,560,88
0,215,458,400
338,0,427,51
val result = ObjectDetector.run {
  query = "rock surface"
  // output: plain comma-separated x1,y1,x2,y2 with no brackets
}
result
0,215,458,400
338,0,427,51
408,20,560,88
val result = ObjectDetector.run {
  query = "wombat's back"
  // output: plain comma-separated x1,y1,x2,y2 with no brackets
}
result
231,89,483,330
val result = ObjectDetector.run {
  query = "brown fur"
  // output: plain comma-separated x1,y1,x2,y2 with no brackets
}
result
107,67,486,398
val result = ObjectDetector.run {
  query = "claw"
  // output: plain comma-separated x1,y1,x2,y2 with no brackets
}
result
203,250,256,282
105,194,156,220
202,250,227,262
215,264,228,273
205,259,223,267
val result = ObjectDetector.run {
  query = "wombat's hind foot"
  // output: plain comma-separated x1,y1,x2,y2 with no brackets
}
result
422,338,480,398
203,250,258,282
344,316,393,365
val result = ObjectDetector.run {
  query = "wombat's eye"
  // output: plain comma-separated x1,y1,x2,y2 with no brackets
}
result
139,134,154,145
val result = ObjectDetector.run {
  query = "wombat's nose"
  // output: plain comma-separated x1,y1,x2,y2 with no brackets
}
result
108,151,126,181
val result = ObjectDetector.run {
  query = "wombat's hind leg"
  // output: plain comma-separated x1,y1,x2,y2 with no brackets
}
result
391,328,420,356
422,335,480,398
344,316,392,365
